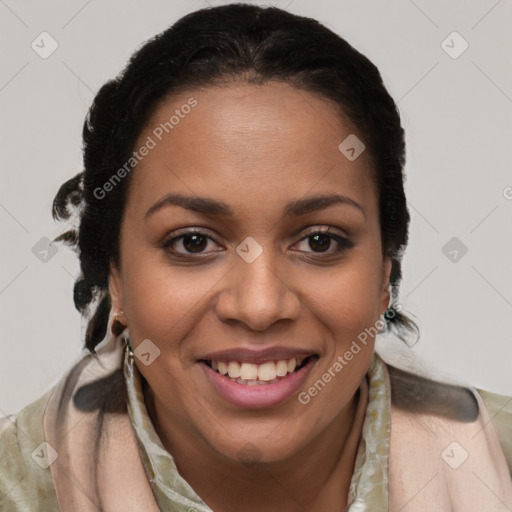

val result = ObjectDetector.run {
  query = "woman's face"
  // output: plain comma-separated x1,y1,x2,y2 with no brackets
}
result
109,81,391,464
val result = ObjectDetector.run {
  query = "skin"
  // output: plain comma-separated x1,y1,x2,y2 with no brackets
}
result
109,81,391,512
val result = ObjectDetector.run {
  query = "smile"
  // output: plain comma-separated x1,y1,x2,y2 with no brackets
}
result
198,355,318,408
203,356,312,384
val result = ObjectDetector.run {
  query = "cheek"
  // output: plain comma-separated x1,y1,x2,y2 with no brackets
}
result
304,255,384,329
120,244,226,347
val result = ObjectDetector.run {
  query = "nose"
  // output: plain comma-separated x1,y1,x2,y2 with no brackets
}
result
215,250,302,332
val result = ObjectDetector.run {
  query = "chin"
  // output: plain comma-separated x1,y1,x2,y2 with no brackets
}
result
200,423,305,466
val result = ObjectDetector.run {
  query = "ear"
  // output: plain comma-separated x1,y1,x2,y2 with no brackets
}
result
108,262,124,313
379,256,392,315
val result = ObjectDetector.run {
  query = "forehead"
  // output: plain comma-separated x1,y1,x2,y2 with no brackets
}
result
128,81,377,221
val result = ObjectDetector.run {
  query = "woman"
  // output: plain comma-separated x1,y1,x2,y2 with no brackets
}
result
1,4,511,511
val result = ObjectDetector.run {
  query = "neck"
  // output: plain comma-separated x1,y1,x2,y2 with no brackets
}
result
144,377,368,512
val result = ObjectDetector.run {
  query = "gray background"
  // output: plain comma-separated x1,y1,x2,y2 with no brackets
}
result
1,0,511,416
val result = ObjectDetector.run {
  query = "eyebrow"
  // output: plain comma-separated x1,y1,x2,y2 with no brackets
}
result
144,192,365,220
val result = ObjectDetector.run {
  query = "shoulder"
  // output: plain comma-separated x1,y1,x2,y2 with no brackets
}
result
0,389,59,511
477,388,512,477
385,362,512,509
386,361,512,476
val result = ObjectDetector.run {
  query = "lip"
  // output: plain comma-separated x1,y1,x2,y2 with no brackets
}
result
199,346,317,365
198,356,317,409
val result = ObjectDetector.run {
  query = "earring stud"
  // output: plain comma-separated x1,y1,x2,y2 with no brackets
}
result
111,310,127,336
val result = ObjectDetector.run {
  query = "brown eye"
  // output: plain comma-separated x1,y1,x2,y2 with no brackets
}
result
292,229,354,257
181,234,208,253
308,233,332,252
163,231,219,255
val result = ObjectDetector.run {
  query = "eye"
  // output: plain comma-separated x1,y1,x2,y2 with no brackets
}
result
163,229,221,255
162,227,353,259
293,228,353,255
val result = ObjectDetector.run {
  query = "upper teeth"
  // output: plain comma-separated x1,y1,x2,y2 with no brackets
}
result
212,357,305,381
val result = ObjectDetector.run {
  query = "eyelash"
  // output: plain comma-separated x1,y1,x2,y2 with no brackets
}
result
162,227,354,259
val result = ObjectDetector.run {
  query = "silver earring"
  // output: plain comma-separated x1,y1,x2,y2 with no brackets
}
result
124,333,134,358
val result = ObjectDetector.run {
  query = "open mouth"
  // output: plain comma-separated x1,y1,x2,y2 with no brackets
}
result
199,355,317,386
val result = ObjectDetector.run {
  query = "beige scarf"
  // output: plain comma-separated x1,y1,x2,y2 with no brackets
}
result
42,310,512,511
